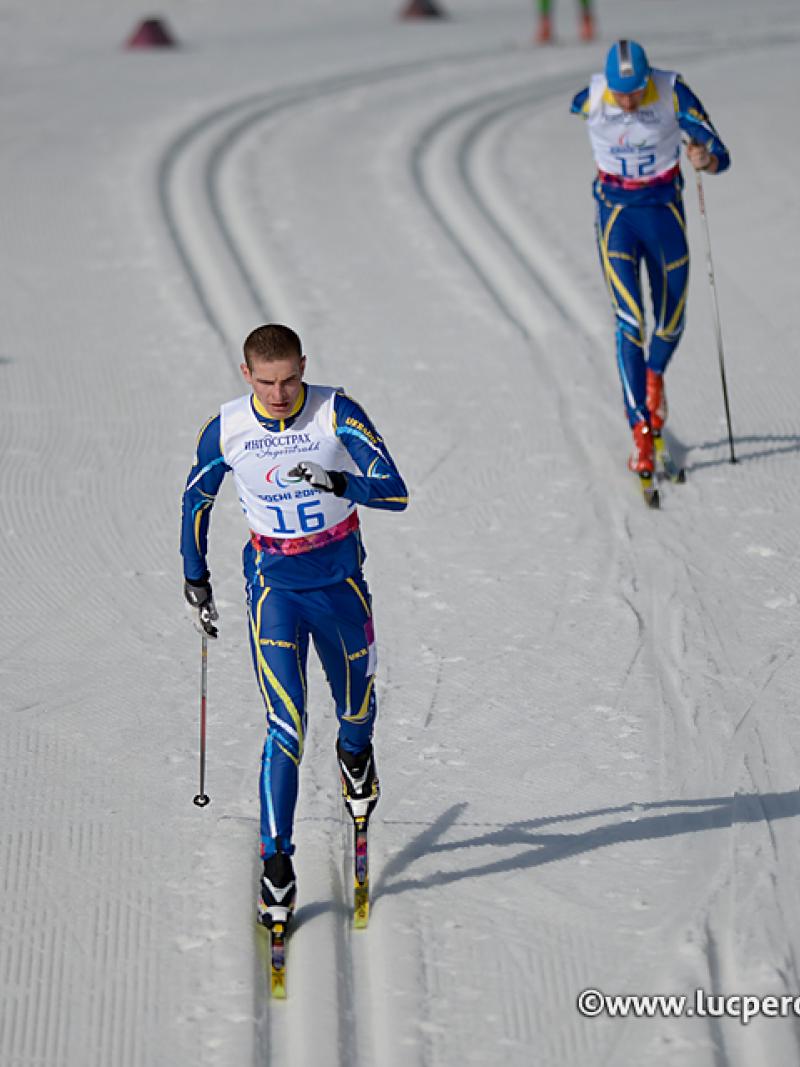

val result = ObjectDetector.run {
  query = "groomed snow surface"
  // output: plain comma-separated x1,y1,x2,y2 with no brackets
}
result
2,0,800,1064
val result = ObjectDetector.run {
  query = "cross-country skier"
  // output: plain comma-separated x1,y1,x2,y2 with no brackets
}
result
571,40,730,477
180,324,408,929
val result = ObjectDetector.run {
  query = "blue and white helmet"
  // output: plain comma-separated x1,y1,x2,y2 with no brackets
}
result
605,39,650,93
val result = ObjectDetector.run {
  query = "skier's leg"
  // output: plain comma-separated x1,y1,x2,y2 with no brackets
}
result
309,575,380,819
246,580,309,859
536,0,553,43
642,202,689,429
596,201,648,427
577,0,594,40
646,201,689,376
311,574,377,751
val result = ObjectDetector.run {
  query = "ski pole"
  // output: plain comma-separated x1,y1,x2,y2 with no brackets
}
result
695,168,737,464
193,634,211,807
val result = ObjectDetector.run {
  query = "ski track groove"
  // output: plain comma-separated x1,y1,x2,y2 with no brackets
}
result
157,46,519,356
326,813,362,1067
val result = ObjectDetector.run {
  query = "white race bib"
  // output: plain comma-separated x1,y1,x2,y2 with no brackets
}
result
585,69,681,181
220,386,358,539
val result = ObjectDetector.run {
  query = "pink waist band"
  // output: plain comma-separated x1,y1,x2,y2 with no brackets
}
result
250,509,359,557
597,163,680,191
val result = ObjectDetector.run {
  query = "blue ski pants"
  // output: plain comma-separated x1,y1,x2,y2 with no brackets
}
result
245,571,377,859
595,198,689,427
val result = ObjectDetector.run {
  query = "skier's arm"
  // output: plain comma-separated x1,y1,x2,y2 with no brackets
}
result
674,77,730,174
290,393,408,508
330,393,408,509
570,87,590,117
282,394,408,508
180,415,231,580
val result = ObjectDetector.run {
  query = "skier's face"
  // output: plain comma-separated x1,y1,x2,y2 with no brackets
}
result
241,354,306,418
611,88,645,113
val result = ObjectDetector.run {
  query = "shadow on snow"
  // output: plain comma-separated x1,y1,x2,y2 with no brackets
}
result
670,432,800,473
371,789,800,900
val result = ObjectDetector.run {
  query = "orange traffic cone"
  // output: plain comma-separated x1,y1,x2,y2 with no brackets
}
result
125,17,177,49
400,0,446,19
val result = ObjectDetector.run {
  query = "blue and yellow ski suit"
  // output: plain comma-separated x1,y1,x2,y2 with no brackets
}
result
572,70,730,426
181,384,408,857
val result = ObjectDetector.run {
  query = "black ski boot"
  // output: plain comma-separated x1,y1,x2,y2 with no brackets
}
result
257,850,296,929
336,739,380,824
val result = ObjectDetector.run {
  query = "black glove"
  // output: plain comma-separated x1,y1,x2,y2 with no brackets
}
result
184,576,219,638
288,461,346,496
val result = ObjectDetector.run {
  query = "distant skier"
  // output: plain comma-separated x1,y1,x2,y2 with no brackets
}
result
180,324,408,929
571,40,730,478
537,0,595,44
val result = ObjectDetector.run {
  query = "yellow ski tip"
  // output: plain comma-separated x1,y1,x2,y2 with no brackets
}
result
269,922,287,998
354,887,369,929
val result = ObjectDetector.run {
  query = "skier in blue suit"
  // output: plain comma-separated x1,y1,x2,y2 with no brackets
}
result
180,324,408,929
571,40,730,477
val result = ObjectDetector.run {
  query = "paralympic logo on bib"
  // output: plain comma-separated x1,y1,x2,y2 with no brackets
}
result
614,132,651,151
265,465,305,489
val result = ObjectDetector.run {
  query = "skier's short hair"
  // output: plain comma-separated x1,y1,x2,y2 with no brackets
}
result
243,324,303,368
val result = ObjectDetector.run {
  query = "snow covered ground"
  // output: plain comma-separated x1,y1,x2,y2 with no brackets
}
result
2,0,800,1063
